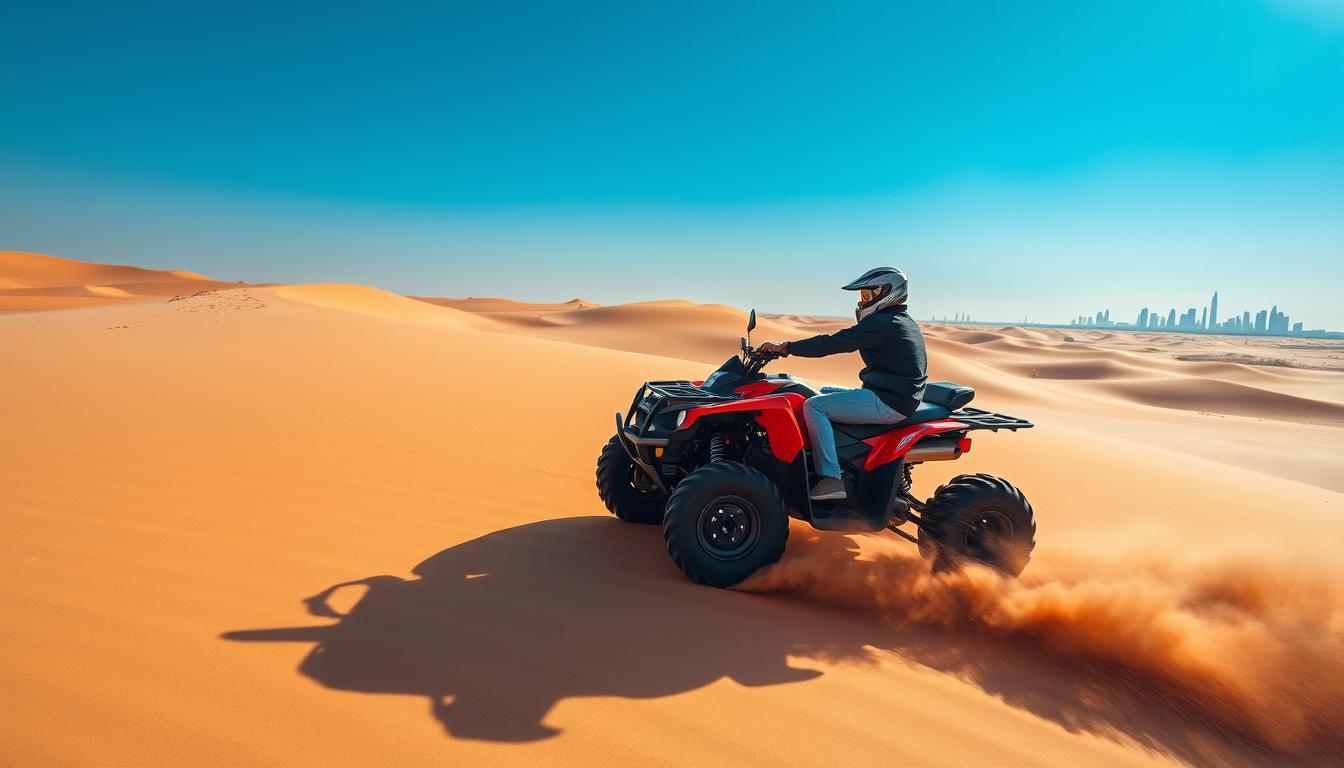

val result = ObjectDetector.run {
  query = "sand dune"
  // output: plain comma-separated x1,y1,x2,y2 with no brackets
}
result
442,298,807,366
3,255,1342,767
418,296,600,313
276,284,490,329
1094,377,1344,423
0,250,215,286
0,250,244,312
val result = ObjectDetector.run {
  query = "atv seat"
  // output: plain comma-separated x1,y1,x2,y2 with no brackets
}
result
834,402,950,439
923,381,976,410
830,382,975,440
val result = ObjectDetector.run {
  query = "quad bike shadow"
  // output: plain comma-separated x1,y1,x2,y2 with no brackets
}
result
223,516,881,742
221,516,1309,765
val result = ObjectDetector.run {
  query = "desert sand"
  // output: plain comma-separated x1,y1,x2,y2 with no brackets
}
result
2,250,1342,767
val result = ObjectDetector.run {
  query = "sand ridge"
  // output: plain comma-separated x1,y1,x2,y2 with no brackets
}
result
275,284,491,329
0,250,248,312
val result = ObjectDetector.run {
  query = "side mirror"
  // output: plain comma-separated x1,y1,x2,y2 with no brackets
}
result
747,309,757,333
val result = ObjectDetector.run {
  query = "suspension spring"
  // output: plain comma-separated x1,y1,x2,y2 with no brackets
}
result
708,433,726,462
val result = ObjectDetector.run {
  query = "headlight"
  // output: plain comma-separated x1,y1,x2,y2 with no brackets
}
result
675,410,688,428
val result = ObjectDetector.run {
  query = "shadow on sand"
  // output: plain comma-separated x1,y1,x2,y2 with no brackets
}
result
224,516,864,742
224,516,1304,766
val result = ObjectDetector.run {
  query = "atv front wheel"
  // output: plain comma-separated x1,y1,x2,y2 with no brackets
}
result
596,435,667,524
918,473,1035,577
662,461,788,587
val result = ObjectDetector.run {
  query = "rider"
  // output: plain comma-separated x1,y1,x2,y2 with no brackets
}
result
758,267,927,501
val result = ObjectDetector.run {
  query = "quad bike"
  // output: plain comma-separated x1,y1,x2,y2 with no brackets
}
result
596,310,1037,587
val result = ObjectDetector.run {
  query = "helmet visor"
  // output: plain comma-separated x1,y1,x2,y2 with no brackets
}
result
858,286,884,308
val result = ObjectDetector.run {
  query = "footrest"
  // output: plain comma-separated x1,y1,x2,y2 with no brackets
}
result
808,501,888,533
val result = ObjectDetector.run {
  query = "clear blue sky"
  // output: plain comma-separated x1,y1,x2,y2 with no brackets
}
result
2,1,1341,326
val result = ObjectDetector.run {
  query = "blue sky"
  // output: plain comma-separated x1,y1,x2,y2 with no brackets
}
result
2,1,1341,325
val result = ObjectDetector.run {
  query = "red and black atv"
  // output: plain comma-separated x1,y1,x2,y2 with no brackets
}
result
597,310,1037,587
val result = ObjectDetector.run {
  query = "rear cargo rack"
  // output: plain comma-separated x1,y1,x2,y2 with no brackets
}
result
950,407,1034,431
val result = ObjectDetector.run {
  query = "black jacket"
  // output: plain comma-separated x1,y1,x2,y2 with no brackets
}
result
785,305,928,415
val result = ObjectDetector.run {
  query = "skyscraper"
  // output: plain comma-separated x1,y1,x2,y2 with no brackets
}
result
1210,291,1218,329
1243,310,1251,330
1137,308,1149,328
1167,308,1177,328
1270,308,1290,335
1255,309,1268,333
1200,306,1207,330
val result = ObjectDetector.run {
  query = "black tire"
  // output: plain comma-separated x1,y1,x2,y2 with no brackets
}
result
596,436,667,524
918,473,1035,577
662,461,789,587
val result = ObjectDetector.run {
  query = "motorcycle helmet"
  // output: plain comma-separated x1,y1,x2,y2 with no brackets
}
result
843,267,908,321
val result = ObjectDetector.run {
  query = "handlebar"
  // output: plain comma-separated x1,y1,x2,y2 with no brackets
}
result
742,345,784,374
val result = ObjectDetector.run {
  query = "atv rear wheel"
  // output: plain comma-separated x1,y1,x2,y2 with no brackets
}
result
918,473,1035,577
662,461,788,587
596,435,667,524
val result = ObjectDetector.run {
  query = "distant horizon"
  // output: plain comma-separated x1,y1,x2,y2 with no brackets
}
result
9,247,1341,338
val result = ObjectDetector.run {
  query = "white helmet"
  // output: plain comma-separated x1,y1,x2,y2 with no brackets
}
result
843,267,909,321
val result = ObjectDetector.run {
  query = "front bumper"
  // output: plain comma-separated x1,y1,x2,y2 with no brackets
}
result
614,381,732,490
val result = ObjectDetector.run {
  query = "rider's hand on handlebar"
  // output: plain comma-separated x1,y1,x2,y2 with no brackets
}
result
758,341,789,356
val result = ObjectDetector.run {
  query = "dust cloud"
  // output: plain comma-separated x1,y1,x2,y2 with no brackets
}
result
740,536,1344,757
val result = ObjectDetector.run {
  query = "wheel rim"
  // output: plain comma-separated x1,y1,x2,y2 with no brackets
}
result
627,464,661,496
696,496,760,561
962,510,1013,566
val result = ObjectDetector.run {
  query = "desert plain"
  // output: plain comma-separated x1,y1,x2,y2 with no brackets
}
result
2,250,1342,767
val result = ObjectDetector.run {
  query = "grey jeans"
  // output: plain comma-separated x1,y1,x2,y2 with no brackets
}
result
802,387,904,478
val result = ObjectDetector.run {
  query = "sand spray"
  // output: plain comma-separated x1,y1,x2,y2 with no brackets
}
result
739,531,1344,756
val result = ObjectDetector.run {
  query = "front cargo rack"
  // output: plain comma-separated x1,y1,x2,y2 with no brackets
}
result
620,380,736,449
617,379,741,489
949,407,1034,432
643,381,735,401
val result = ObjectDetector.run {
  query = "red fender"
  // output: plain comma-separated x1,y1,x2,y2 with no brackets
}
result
861,419,969,471
734,381,784,398
678,393,807,462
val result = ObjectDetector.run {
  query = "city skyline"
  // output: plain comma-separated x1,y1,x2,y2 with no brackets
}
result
1060,290,1339,338
1075,290,1327,334
933,290,1344,338
935,286,1344,337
